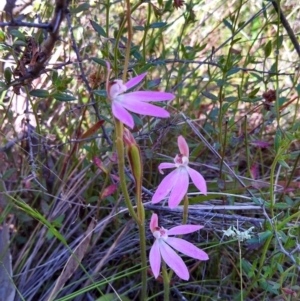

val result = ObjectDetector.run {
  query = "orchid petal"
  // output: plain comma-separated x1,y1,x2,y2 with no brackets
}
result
159,240,189,280
120,99,170,118
158,162,176,174
187,167,207,194
112,101,134,129
168,168,189,208
150,240,161,279
168,225,203,236
152,169,179,204
166,237,209,261
150,213,158,232
125,72,147,90
178,135,189,157
123,91,175,102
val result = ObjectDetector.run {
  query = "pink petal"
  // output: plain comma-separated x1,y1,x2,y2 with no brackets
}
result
124,91,174,102
186,167,207,195
159,240,189,280
168,168,189,208
150,213,158,232
112,101,134,128
125,72,147,90
149,240,161,279
120,98,170,118
166,237,209,261
152,170,179,204
168,225,203,236
178,135,189,157
158,162,176,174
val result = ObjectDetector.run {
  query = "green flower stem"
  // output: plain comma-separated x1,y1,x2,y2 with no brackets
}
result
123,0,132,82
133,144,147,299
182,194,189,225
138,222,147,300
115,119,139,224
162,263,170,301
121,0,148,295
115,120,147,299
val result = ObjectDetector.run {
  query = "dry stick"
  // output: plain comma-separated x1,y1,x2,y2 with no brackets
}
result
0,21,50,29
15,0,70,190
27,0,69,78
271,1,300,58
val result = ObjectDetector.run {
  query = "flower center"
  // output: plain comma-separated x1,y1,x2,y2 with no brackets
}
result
153,227,168,240
174,154,189,167
108,80,127,99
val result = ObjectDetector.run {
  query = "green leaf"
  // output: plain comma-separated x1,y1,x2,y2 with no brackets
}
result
133,25,145,31
4,67,12,84
274,202,290,209
202,91,218,101
13,40,27,47
248,87,260,98
278,159,290,169
149,22,167,29
295,83,300,96
70,2,90,14
0,81,7,93
30,89,49,98
223,19,233,31
90,20,107,37
264,40,272,58
227,67,240,77
10,29,26,41
93,90,107,97
95,293,131,301
53,92,76,101
91,57,107,67
0,30,5,42
2,168,16,180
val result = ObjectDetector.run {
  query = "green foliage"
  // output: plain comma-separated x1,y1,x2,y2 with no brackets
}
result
0,0,300,300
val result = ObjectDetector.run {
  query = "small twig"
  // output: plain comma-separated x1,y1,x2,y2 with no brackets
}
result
25,121,47,191
145,203,265,225
162,59,294,77
0,21,51,29
0,132,27,152
271,1,300,58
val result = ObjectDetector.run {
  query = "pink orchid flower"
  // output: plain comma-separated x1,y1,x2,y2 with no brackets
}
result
106,62,174,129
152,135,207,208
149,213,209,280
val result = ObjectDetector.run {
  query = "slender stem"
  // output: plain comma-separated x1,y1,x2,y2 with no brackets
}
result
142,3,151,65
123,0,132,82
138,223,147,300
121,0,147,297
114,1,141,73
162,264,170,301
182,194,189,225
114,119,139,224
